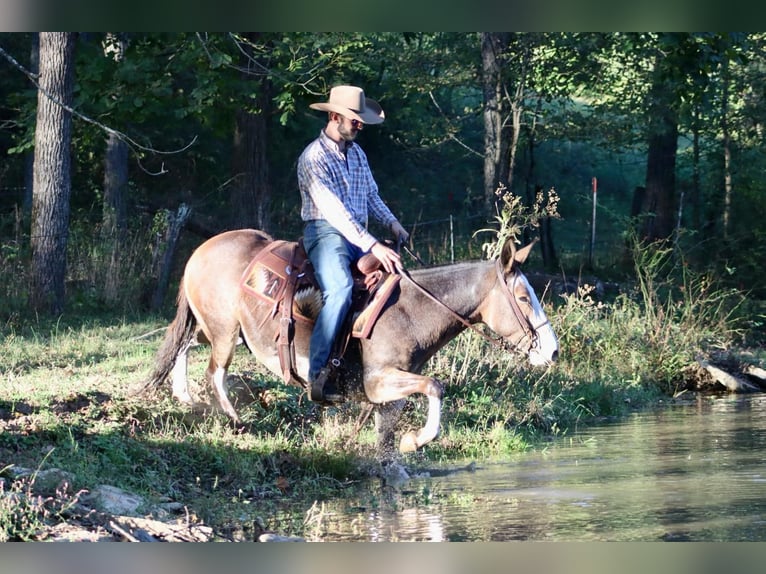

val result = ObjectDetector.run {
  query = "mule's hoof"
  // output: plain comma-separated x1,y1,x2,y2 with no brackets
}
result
379,461,411,487
399,431,419,453
172,392,195,405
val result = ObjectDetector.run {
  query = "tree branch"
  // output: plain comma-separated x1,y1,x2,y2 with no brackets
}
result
0,40,197,175
428,90,484,158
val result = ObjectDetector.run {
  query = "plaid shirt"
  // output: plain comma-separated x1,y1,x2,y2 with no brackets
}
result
298,130,397,252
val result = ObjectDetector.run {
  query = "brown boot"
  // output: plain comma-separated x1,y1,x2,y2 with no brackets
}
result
309,367,343,404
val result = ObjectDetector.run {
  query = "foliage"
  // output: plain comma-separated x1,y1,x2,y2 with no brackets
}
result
2,32,766,305
556,234,744,394
0,466,83,541
475,185,561,260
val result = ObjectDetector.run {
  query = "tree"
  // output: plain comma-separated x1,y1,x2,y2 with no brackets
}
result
101,33,130,303
642,44,681,242
481,32,510,214
29,32,76,315
230,33,272,231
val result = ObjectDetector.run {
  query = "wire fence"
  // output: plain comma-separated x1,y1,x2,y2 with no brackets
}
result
1,183,628,274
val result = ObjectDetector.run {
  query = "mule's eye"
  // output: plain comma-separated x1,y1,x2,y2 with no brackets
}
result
518,295,530,305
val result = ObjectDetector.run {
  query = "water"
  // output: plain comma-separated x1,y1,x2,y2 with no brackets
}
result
314,394,766,541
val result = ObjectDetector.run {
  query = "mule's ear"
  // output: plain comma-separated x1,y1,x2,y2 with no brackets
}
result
500,238,517,274
502,238,538,273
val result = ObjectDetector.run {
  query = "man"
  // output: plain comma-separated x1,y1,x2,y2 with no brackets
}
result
298,85,409,403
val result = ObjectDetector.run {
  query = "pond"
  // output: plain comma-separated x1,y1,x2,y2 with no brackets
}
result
307,393,766,541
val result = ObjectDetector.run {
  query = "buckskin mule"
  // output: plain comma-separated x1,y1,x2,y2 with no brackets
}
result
138,229,558,459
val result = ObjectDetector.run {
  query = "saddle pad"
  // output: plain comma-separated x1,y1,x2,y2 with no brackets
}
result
240,240,318,324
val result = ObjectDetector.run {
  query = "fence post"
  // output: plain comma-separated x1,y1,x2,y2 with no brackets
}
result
151,203,191,311
589,177,597,268
449,214,455,263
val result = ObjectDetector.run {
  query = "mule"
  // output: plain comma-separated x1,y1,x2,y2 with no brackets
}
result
139,229,558,458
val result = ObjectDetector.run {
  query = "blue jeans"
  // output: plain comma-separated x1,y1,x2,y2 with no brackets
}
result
303,220,364,382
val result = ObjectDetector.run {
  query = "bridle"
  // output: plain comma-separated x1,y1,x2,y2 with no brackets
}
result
493,258,550,354
395,256,547,356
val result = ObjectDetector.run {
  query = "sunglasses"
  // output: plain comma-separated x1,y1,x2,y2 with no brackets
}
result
337,114,363,130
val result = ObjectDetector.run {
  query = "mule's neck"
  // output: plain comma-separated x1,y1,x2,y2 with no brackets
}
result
407,260,495,323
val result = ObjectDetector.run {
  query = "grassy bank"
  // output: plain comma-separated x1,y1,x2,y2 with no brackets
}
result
2,238,759,541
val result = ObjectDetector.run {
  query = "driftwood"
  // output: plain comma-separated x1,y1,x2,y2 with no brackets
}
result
696,359,761,393
744,364,766,384
103,514,213,542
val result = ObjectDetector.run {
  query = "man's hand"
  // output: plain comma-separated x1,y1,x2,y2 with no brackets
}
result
390,221,410,245
371,241,403,274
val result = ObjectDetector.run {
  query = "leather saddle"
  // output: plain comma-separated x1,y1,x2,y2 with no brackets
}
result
239,239,401,386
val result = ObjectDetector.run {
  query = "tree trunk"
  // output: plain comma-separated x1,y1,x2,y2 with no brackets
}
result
101,33,130,303
101,33,129,240
102,131,129,236
150,204,191,312
525,98,557,268
690,104,701,232
29,32,76,315
642,51,679,242
230,34,272,232
643,126,678,241
480,32,509,215
23,33,39,218
721,57,732,239
231,97,271,231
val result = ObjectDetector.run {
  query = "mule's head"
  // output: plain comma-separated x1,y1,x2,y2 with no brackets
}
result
482,238,559,366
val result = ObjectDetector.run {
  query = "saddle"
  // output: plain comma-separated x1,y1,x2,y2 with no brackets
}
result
239,239,401,386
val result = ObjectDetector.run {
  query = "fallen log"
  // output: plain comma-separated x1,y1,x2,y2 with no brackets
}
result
744,364,766,385
697,359,760,393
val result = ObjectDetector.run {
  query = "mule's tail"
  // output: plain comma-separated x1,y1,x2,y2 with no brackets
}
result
133,279,198,395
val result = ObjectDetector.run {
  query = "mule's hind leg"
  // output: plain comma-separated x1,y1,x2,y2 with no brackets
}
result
171,335,202,405
205,334,241,423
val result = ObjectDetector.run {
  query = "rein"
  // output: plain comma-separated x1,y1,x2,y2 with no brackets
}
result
397,259,538,355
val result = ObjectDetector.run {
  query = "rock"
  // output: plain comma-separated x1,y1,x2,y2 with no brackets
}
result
30,469,76,497
46,522,114,542
105,515,213,542
2,465,33,480
378,460,411,487
0,466,75,496
258,532,305,542
83,485,145,516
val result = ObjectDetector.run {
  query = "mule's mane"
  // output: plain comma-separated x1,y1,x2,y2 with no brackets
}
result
408,259,489,278
406,259,493,298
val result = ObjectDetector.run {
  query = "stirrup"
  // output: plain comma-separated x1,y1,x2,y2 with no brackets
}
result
310,368,343,404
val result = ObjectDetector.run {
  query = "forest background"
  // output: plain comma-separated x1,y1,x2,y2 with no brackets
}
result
1,32,765,319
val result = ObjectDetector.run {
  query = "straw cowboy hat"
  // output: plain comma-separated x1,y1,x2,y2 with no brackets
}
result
310,85,385,125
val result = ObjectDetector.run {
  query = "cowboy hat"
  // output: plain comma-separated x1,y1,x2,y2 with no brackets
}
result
309,85,385,125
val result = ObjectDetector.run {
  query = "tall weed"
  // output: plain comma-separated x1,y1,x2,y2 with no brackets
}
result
556,235,744,395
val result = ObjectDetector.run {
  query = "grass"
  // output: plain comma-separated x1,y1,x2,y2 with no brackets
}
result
0,234,757,540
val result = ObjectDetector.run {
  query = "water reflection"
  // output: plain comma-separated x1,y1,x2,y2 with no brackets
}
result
319,394,766,541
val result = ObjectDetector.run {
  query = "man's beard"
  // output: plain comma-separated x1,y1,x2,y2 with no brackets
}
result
338,123,359,143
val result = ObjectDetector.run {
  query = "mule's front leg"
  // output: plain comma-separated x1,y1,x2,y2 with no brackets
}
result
365,368,445,453
374,400,405,460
